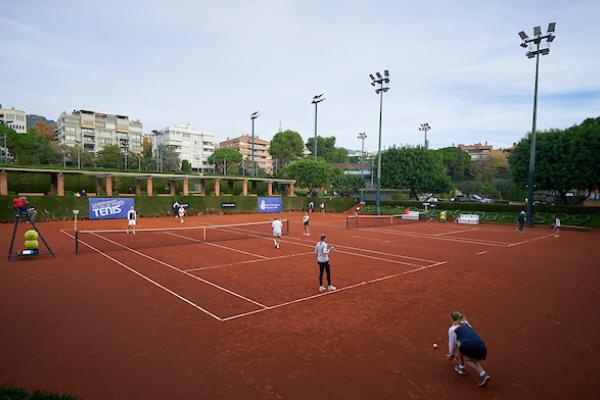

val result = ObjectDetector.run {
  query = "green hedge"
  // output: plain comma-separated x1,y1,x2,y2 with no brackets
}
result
0,196,356,222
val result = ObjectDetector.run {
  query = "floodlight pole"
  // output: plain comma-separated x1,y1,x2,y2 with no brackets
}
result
519,23,556,227
250,111,260,176
370,71,390,215
358,132,367,201
419,123,431,149
311,94,325,159
1,120,13,164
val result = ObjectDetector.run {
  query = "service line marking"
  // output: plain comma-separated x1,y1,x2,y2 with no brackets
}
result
476,250,488,255
60,230,224,322
185,251,314,272
507,233,555,247
433,228,480,237
89,232,268,309
221,260,449,321
164,232,269,260
365,227,510,247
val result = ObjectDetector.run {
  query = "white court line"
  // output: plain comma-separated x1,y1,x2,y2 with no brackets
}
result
365,227,510,247
281,234,441,264
89,232,268,309
60,230,224,322
221,260,449,321
164,232,269,260
477,251,488,255
507,233,554,247
434,228,480,237
185,251,314,272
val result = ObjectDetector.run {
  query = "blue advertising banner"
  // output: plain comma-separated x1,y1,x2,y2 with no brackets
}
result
257,197,282,213
89,198,135,220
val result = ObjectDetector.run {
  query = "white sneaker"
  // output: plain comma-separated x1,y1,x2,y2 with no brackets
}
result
319,286,327,293
327,285,336,291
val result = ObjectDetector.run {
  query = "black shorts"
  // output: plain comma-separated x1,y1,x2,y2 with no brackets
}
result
304,221,309,226
459,342,487,360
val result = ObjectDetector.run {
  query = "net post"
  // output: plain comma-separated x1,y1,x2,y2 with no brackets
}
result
203,227,206,241
75,230,79,255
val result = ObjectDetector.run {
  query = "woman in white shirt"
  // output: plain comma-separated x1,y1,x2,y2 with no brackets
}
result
303,213,310,236
315,234,336,292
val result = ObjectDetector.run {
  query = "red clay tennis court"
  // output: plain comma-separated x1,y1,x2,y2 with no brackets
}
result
1,212,598,399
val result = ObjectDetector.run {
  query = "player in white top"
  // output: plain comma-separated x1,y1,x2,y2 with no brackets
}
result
553,216,561,237
178,205,185,223
272,216,283,248
303,212,310,236
315,234,336,292
320,202,325,214
126,206,137,234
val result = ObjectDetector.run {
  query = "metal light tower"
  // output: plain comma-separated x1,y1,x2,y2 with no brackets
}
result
250,111,260,176
419,123,431,149
357,132,367,201
370,70,390,215
311,93,325,159
519,22,556,227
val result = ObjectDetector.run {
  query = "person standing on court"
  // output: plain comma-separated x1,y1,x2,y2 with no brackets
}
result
172,200,180,218
517,211,526,233
320,201,325,214
126,206,137,234
303,212,310,236
447,311,491,387
315,234,336,292
308,201,315,213
272,216,283,248
553,215,561,237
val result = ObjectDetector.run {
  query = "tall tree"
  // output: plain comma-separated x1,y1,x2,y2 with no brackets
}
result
207,148,242,174
269,130,305,166
472,152,509,182
331,169,364,196
285,157,333,194
96,144,125,169
157,145,182,172
181,159,193,174
306,136,348,163
509,117,600,204
381,146,452,199
435,147,472,182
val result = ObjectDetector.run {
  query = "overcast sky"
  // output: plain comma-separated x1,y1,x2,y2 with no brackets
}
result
1,0,599,152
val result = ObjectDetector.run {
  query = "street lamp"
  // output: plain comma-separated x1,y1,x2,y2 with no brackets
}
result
357,132,367,201
311,94,325,159
1,119,14,164
369,70,390,215
518,22,556,227
419,123,431,149
250,111,260,176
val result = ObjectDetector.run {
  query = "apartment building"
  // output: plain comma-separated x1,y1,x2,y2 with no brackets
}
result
458,142,494,160
56,110,143,153
151,124,215,173
219,134,273,174
0,105,27,133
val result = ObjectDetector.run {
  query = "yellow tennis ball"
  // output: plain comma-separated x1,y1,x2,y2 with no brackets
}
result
24,230,39,240
24,240,39,250
432,343,438,349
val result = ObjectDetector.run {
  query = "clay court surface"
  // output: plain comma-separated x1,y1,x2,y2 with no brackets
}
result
1,212,598,399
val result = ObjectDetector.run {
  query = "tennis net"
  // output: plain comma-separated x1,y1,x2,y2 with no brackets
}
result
74,220,289,254
346,214,421,229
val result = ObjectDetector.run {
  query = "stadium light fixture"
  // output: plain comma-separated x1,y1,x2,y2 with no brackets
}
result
311,94,325,159
518,22,557,227
369,70,391,215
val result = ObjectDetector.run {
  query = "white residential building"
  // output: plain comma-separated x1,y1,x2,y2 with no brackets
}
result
56,110,143,153
0,105,27,133
152,124,215,173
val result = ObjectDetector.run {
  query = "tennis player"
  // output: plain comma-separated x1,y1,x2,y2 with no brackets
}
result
320,201,325,214
308,201,315,213
315,234,336,292
272,216,283,248
126,206,137,234
447,311,491,387
178,205,186,223
517,211,526,233
303,212,310,236
553,215,561,237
